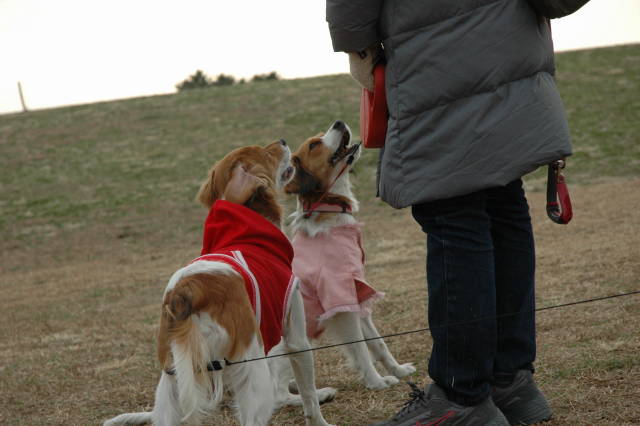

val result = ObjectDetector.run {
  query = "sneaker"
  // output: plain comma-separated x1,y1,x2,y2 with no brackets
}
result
491,370,553,425
369,382,509,425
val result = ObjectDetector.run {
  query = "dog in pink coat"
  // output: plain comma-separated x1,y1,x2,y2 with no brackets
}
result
285,121,415,390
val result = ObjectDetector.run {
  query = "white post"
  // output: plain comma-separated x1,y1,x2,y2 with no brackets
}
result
17,82,28,112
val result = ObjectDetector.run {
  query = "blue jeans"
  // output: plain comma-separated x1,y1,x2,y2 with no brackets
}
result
411,179,536,406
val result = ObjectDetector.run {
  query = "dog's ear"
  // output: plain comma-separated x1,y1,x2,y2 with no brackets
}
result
196,162,219,207
284,157,320,195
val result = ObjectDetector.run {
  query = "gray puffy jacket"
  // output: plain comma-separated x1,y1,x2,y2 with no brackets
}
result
327,0,572,208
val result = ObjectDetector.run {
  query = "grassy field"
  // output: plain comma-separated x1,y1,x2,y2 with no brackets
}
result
0,44,638,425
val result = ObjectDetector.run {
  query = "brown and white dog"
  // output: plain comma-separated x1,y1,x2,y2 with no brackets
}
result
104,140,335,426
285,121,416,390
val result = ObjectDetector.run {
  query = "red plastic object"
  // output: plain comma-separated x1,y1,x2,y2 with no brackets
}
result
360,64,388,148
546,162,573,224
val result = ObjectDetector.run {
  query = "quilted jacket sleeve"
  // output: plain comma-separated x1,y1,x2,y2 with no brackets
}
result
326,0,383,52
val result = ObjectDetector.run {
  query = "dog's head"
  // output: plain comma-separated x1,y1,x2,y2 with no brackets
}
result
284,120,361,196
197,140,294,224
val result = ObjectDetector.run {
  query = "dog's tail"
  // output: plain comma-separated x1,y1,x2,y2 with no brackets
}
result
160,273,244,424
103,411,152,426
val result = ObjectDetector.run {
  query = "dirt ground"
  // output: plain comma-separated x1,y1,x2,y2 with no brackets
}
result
1,178,639,425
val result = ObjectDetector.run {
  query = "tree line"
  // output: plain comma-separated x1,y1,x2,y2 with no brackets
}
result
176,70,280,92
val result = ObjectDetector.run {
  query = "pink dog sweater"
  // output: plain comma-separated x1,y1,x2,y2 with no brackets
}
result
292,223,385,339
193,200,295,355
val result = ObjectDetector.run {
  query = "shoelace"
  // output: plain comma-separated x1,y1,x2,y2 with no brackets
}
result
393,382,428,420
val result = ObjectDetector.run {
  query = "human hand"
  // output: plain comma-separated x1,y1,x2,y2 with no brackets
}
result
223,164,267,205
347,45,383,91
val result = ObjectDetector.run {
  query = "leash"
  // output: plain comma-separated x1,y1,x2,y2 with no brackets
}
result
167,289,639,371
546,159,573,224
302,144,361,219
164,155,578,374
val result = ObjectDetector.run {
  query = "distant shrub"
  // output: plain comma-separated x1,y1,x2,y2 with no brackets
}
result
251,72,280,82
175,70,214,91
211,73,236,87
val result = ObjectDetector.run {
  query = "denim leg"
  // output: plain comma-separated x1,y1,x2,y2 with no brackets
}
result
486,179,536,382
411,191,496,406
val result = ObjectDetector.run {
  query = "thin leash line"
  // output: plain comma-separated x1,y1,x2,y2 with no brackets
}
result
225,289,640,366
303,144,360,218
302,163,350,218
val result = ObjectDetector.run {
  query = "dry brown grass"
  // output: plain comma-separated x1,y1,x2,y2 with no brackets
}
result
2,45,638,425
1,176,639,425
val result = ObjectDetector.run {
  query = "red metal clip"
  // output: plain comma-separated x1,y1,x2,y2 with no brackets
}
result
546,160,573,224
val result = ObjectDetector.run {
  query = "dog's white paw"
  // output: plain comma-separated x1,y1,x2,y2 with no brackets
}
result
279,394,304,407
278,386,337,408
382,375,400,387
392,363,417,378
317,386,337,404
366,375,400,390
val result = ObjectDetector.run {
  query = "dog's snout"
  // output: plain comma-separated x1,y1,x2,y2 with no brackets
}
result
332,121,346,131
279,139,287,146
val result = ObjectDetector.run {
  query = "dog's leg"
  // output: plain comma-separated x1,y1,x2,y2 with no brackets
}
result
227,336,275,426
269,340,336,408
283,284,336,426
103,372,178,426
360,314,416,378
324,312,399,389
150,371,183,426
103,411,153,426
268,340,301,407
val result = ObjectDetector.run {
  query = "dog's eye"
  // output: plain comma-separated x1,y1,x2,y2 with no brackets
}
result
309,141,321,151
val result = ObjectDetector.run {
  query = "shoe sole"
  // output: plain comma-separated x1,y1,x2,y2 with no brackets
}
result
500,394,553,425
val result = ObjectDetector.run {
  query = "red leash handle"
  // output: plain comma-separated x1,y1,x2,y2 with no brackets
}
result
546,160,573,224
360,64,388,149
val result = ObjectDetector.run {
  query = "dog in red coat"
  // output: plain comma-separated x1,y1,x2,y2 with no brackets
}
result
104,140,335,426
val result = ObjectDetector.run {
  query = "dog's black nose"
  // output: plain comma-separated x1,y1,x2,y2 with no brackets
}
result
332,120,346,131
279,139,287,146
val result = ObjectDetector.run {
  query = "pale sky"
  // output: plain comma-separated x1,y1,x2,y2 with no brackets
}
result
1,0,639,114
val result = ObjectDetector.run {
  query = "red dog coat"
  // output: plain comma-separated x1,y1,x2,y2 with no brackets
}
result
192,200,295,355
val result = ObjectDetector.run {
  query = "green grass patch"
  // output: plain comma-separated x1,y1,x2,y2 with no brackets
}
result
525,44,640,188
1,45,638,250
553,353,640,379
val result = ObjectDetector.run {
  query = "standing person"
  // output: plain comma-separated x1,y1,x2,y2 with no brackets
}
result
326,0,572,425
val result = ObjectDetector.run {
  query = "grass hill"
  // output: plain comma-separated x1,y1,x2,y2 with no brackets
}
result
0,44,638,425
